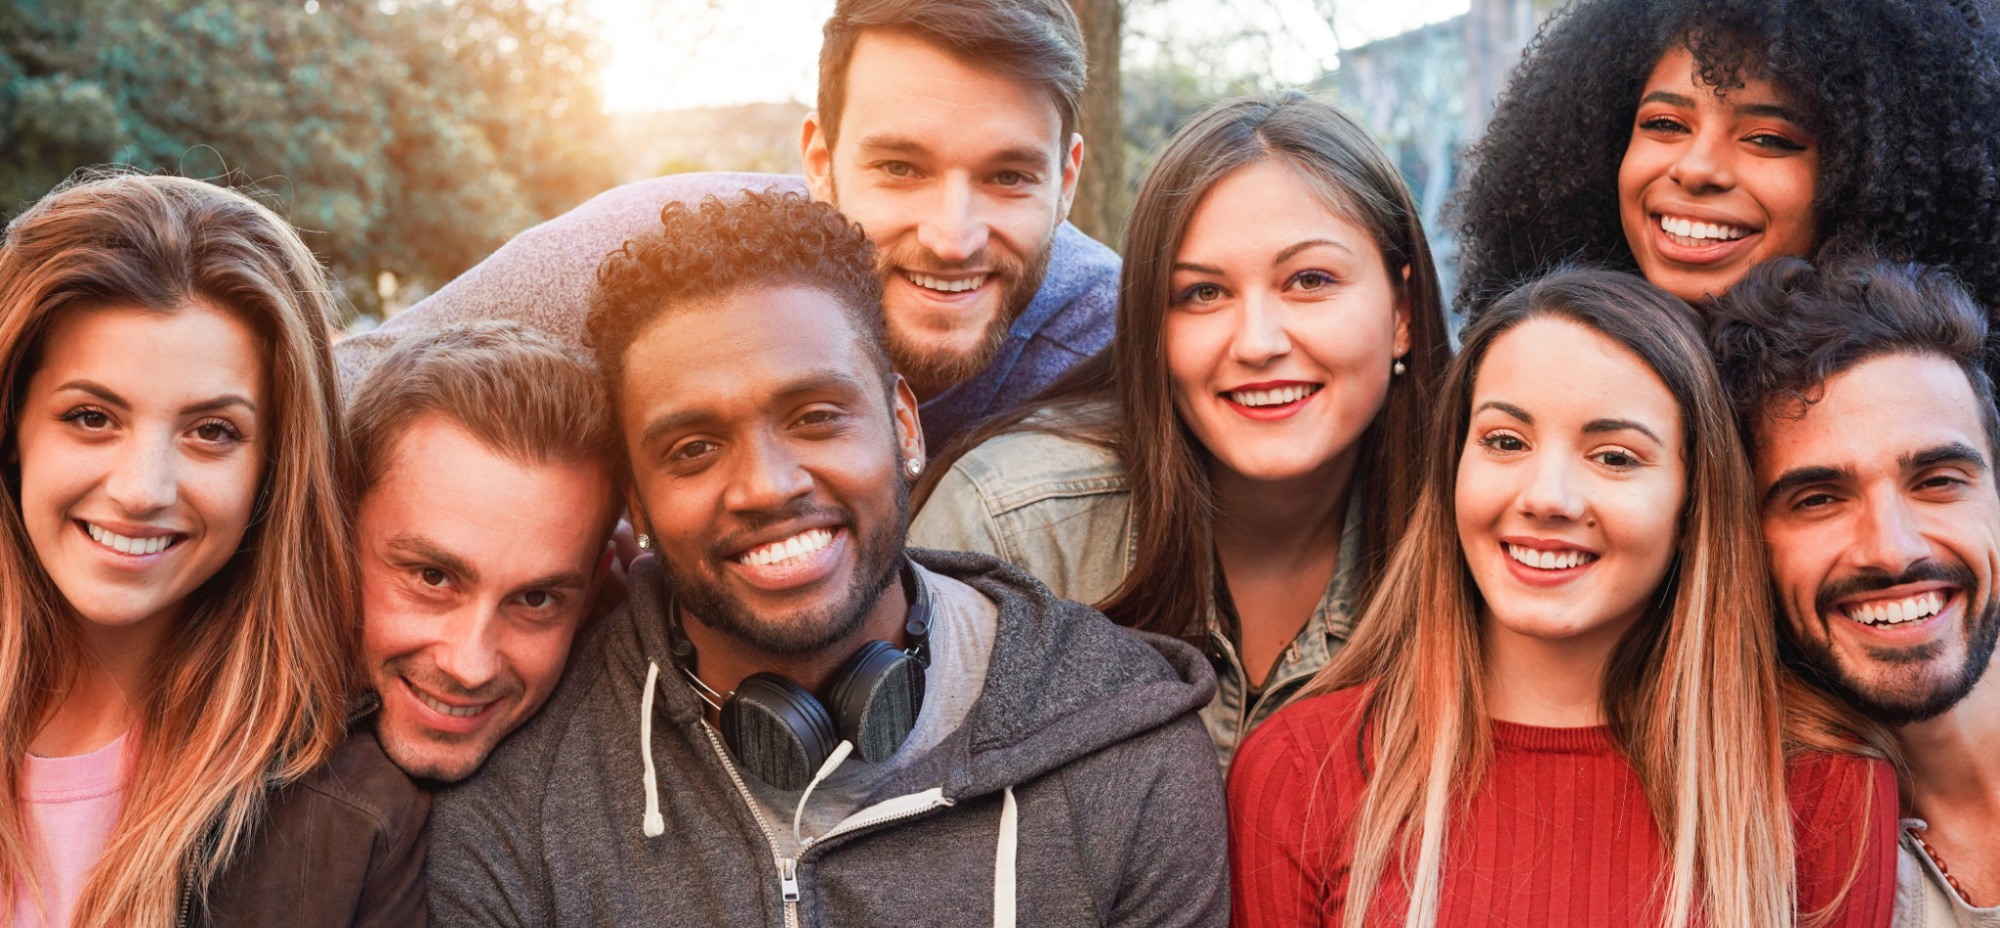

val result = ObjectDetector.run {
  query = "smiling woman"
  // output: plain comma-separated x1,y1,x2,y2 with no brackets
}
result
1453,0,2000,326
1229,268,1897,928
0,172,423,928
909,89,1452,767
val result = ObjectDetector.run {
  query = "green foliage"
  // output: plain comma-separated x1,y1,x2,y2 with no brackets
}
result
0,0,617,317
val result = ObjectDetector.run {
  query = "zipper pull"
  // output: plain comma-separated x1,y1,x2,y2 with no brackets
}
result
779,857,800,903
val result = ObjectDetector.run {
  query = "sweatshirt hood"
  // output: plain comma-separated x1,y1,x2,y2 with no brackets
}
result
611,547,1214,808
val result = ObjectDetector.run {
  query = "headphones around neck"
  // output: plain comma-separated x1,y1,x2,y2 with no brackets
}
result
667,561,933,790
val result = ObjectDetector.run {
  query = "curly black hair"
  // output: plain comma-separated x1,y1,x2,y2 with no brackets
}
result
1452,0,2000,322
1708,253,2000,457
586,189,890,393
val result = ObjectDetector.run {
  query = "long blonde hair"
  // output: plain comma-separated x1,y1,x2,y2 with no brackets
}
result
1308,268,1880,928
0,172,355,928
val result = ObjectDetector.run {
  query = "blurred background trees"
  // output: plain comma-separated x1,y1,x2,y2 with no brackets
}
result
0,0,616,317
0,0,1556,321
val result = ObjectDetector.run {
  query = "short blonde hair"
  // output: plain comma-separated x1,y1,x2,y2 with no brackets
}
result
345,321,621,510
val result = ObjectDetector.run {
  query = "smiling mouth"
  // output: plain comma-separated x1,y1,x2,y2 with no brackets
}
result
1504,542,1599,571
403,678,497,719
81,521,183,556
734,527,837,569
902,271,988,294
1656,213,1753,248
1840,590,1950,629
1225,383,1322,408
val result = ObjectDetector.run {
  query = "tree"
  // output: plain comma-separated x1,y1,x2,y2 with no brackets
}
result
0,0,618,318
1068,0,1123,248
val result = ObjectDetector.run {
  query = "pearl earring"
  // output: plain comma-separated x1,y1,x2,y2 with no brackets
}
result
1392,356,1407,376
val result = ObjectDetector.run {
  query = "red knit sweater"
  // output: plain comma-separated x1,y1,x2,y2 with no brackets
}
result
1228,686,1898,927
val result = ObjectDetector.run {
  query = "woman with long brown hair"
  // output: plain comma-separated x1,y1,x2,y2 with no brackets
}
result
1228,268,1894,927
0,172,424,928
908,89,1450,766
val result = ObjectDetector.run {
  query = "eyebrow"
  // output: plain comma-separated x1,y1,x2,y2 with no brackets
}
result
1171,239,1355,278
1640,90,1804,125
1761,464,1856,508
55,380,257,417
1583,417,1664,445
855,135,1052,171
639,368,869,450
385,533,477,584
1474,400,1534,424
1902,441,1989,473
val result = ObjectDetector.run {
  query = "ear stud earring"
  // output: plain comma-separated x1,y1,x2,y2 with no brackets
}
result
637,534,654,551
905,459,924,478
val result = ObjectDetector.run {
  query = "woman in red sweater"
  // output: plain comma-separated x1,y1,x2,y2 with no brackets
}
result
1228,268,1897,927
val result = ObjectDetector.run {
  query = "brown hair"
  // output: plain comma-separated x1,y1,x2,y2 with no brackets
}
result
1307,267,1880,928
345,320,621,527
1708,253,2000,460
0,171,354,927
816,0,1087,149
919,89,1451,643
588,190,890,408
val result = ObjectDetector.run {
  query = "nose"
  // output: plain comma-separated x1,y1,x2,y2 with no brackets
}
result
1667,124,1736,195
725,431,813,515
1229,290,1292,367
1519,453,1588,523
105,429,178,516
1852,494,1933,576
915,173,989,264
431,603,504,693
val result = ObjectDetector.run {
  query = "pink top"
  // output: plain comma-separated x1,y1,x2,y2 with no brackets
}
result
12,732,131,928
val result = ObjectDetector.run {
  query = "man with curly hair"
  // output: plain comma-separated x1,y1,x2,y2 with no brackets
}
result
336,0,1115,451
425,191,1229,927
1452,0,2000,360
1711,255,2000,925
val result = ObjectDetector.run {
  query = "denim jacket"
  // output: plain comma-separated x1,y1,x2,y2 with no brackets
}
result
909,418,1361,769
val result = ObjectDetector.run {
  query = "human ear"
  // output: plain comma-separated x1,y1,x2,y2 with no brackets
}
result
1056,132,1084,224
890,374,925,475
801,111,836,203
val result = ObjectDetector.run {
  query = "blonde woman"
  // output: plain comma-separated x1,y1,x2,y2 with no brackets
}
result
0,173,424,928
1228,269,1895,927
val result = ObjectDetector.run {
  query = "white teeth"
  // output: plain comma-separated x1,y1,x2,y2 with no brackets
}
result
85,522,175,556
738,528,835,568
1227,384,1322,408
1846,591,1947,628
415,690,485,718
1658,214,1750,243
906,272,988,293
1504,542,1597,571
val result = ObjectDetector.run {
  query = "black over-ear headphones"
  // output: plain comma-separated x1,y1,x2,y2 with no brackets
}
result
667,561,932,790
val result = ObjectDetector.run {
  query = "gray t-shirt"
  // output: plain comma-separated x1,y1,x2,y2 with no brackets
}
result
1897,819,2000,928
732,564,998,859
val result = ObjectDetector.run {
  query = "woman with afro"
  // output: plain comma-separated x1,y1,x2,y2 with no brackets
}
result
1452,0,2000,325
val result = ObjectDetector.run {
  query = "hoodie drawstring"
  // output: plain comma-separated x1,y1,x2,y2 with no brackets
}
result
994,785,1017,928
641,661,665,837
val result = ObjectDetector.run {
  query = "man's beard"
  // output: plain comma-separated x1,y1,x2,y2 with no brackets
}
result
1790,560,2000,725
879,236,1054,399
663,479,911,657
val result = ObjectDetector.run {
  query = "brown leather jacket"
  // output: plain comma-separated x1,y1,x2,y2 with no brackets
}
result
193,726,428,927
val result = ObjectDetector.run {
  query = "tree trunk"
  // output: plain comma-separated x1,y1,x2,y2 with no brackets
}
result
1068,0,1123,249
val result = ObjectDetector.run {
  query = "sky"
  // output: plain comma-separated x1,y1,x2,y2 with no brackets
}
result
593,0,1471,114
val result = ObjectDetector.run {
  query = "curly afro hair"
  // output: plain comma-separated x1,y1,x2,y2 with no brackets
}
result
1708,252,2000,457
586,189,889,397
1451,0,2000,324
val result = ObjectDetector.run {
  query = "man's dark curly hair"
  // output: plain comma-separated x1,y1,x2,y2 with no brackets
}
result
1708,253,2000,460
586,190,890,399
1452,0,2000,322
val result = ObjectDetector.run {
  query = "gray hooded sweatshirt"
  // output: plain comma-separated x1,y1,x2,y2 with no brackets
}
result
427,549,1228,928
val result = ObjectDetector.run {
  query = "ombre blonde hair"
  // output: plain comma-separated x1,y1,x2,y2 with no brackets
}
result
0,172,355,928
1306,268,1882,928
